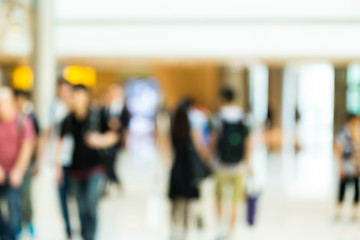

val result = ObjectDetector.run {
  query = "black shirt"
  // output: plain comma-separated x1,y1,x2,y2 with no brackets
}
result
60,110,108,171
101,105,130,148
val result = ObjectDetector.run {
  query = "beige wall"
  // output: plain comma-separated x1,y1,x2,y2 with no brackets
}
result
154,62,220,111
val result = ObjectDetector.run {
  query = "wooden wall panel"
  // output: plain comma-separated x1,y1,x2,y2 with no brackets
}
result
154,63,220,111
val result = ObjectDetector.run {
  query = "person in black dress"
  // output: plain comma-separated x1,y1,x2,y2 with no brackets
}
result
168,100,210,239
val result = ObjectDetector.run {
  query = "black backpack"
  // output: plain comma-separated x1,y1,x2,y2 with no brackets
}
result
217,119,248,164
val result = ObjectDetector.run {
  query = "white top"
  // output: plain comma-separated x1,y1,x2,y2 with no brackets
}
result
50,98,73,166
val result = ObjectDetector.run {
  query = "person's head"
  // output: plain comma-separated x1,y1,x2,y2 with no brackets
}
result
346,113,359,129
71,84,91,112
178,98,194,112
220,87,235,105
0,87,17,121
107,84,124,103
172,108,190,144
57,79,72,101
14,90,31,112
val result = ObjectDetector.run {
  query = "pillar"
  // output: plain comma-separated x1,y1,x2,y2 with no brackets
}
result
221,64,251,112
268,67,284,129
333,66,348,136
33,0,56,129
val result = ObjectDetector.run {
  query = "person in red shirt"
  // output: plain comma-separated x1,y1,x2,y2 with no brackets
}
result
0,87,35,240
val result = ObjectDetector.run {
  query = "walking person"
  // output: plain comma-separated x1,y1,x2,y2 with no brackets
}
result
56,84,119,240
102,84,130,194
334,113,360,220
0,87,35,240
42,79,73,239
213,88,252,240
168,99,210,240
14,90,41,237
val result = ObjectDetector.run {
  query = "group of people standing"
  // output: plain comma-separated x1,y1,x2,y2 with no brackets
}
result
0,80,130,240
167,87,253,240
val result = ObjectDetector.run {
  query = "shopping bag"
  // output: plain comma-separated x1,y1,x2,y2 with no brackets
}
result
246,178,260,226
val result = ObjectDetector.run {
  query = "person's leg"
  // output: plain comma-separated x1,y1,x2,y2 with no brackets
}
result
84,174,105,240
336,178,347,218
21,164,33,233
183,200,189,231
215,174,224,224
215,174,228,240
73,179,88,240
58,167,72,238
228,175,243,236
171,200,178,227
106,149,119,184
0,185,10,239
352,177,359,219
7,185,22,240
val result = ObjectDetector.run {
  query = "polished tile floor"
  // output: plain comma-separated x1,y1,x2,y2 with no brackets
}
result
22,131,360,240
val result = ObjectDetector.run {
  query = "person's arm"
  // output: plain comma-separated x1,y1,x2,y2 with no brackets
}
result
191,130,211,164
10,118,35,187
54,137,65,184
32,116,46,176
0,165,5,185
245,135,253,176
334,144,344,180
85,131,119,149
54,116,70,184
10,140,34,187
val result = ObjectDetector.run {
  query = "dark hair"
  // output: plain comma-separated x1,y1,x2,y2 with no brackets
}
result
178,98,194,111
347,113,358,122
14,90,31,99
220,87,235,102
57,78,71,86
72,84,88,92
171,104,191,144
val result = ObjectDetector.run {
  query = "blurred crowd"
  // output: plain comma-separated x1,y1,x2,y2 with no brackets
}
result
0,80,130,240
0,78,359,240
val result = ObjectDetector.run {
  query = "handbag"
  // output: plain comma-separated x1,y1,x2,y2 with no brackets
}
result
188,142,211,187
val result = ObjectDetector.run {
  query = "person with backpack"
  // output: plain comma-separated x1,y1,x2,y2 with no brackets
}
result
213,87,252,240
56,84,119,240
168,99,211,240
0,87,35,240
14,90,41,237
334,113,360,220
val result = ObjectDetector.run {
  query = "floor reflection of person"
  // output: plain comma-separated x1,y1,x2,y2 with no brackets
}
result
0,87,35,240
334,113,360,220
56,85,119,240
168,100,210,240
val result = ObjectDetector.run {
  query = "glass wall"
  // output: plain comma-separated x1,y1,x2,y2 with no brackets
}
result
347,63,360,114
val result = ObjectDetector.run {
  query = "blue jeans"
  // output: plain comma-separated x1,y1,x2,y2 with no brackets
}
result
58,167,72,237
72,174,105,240
0,182,21,240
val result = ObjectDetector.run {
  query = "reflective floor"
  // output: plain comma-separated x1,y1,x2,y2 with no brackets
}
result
23,130,360,240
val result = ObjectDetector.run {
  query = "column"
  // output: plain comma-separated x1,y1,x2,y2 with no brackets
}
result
268,67,284,129
333,66,348,136
33,0,56,129
221,64,251,112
